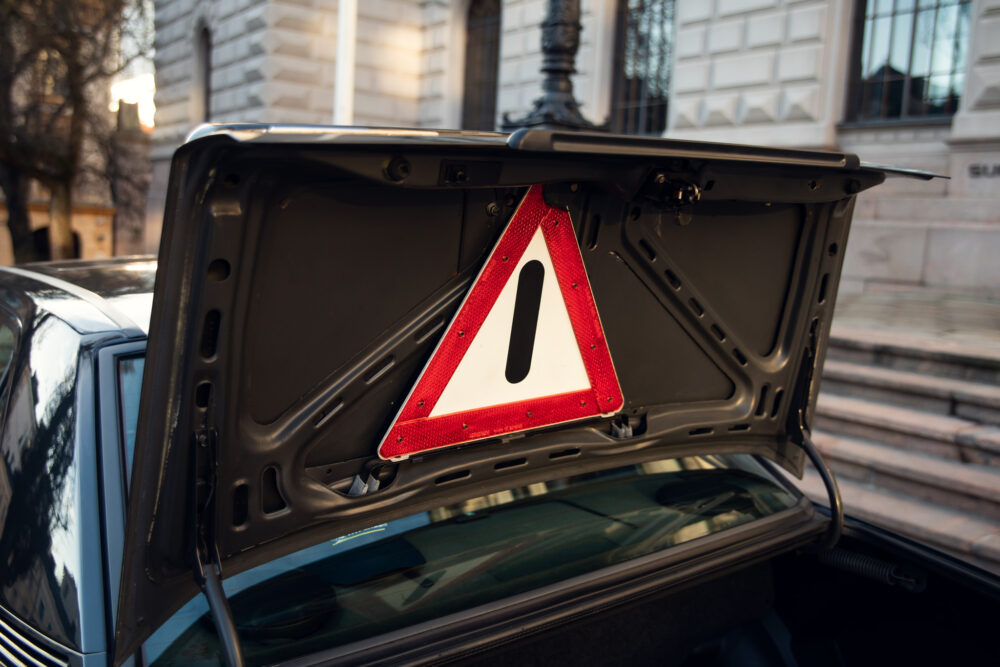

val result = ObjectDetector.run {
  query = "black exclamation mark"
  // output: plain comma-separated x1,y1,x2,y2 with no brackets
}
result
505,260,544,384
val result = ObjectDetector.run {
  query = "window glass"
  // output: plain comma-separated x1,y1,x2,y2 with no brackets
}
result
146,454,796,666
0,322,15,381
849,0,972,122
0,318,16,559
611,0,673,135
0,315,84,648
117,355,145,486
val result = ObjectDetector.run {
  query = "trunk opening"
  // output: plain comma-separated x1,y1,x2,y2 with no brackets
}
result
459,531,1000,666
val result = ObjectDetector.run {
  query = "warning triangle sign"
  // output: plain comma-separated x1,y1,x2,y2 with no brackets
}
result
378,185,624,460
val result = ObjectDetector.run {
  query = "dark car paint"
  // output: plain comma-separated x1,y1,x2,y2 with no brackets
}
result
0,263,152,665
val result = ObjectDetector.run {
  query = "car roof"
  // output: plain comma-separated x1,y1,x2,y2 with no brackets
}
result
0,256,156,336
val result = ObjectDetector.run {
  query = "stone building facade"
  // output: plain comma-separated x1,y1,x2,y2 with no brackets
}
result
149,0,1000,295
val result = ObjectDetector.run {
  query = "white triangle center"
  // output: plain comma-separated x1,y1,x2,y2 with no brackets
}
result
429,227,591,417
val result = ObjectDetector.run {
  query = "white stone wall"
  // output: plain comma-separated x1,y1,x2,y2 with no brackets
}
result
152,0,431,141
668,0,851,147
833,1,1000,298
152,0,272,162
354,0,423,126
261,0,339,125
417,0,459,128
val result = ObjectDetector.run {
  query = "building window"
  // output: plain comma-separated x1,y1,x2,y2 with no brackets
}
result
611,0,674,135
462,0,501,131
847,0,971,122
194,26,212,122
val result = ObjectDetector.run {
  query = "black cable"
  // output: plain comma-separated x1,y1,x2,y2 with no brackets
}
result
797,408,843,551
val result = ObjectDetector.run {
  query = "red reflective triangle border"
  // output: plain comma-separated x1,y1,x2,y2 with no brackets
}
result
377,185,624,460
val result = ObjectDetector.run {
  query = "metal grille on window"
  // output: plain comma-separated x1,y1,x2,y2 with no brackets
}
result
848,0,972,122
611,0,674,136
462,0,501,131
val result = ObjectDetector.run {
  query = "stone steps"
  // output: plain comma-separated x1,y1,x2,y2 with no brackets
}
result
827,324,1000,384
814,393,1000,468
820,359,1000,425
812,430,1000,521
794,471,1000,574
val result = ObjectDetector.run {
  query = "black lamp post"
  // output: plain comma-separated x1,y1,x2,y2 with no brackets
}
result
501,0,603,131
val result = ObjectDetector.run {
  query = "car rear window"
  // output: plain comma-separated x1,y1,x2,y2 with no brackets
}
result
144,454,796,666
0,320,15,381
0,315,86,648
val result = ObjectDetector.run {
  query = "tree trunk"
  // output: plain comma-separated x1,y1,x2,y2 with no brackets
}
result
0,164,40,264
49,180,75,260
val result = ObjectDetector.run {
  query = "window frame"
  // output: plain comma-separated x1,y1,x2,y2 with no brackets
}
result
95,339,147,663
844,0,972,126
609,0,674,136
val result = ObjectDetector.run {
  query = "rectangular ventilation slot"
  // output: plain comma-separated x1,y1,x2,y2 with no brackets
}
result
587,214,601,250
689,298,704,317
711,324,726,341
435,470,471,485
414,316,445,344
261,466,287,514
664,269,681,290
549,447,581,460
313,398,344,428
688,427,713,436
494,457,527,471
771,389,784,418
232,484,249,527
638,238,656,262
817,273,829,304
755,385,769,416
732,348,748,366
728,423,750,432
363,356,395,384
199,309,221,359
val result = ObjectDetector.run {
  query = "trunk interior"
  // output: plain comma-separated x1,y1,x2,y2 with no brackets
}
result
460,529,1000,666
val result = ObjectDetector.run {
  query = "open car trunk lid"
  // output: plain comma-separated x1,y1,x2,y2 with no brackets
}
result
115,125,917,661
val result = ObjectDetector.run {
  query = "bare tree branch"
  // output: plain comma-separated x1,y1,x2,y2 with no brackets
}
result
0,0,152,261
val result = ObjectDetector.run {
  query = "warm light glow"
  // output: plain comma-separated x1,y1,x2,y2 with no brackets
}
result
109,73,156,127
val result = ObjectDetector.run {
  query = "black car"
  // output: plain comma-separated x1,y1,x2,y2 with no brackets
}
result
0,126,997,667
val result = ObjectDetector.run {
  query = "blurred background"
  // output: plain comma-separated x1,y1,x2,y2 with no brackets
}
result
1,0,998,571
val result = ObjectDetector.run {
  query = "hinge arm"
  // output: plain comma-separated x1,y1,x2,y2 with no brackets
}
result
192,428,245,667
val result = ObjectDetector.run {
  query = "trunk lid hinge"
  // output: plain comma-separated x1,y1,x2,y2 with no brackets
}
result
192,427,245,667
